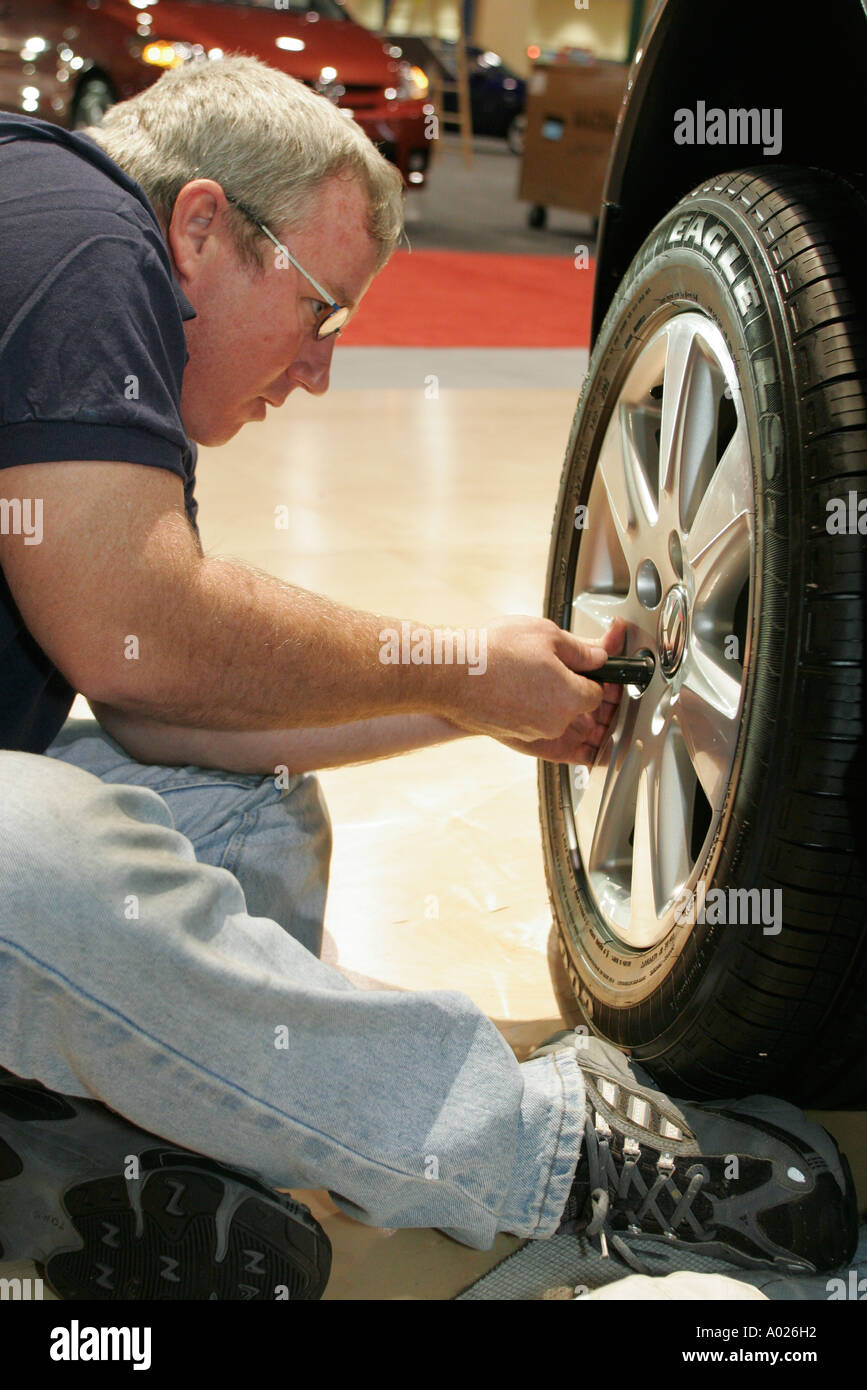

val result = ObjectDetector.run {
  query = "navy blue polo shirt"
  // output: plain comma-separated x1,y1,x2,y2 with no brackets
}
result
0,113,199,753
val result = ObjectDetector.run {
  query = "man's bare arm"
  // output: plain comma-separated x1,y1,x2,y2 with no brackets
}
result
91,618,626,771
0,460,610,741
90,703,470,773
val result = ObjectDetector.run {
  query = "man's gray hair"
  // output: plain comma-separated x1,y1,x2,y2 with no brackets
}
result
85,54,406,271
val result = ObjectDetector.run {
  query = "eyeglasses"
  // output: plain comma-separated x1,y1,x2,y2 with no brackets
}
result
224,193,350,340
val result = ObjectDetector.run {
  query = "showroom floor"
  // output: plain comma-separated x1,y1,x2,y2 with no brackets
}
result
3,139,864,1301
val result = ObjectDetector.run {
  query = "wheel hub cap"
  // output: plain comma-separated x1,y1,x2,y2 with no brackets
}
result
658,585,689,677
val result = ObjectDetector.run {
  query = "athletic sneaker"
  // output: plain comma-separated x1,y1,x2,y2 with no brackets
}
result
0,1068,331,1300
538,1034,859,1276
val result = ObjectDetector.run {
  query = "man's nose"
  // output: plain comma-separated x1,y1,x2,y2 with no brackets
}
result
292,334,337,396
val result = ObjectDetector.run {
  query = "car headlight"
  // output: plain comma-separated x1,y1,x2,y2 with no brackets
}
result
141,40,208,69
393,62,429,101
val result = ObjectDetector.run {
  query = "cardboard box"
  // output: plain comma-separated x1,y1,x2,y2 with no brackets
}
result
519,58,628,218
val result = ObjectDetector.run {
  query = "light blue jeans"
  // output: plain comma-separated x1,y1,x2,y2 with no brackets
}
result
0,719,585,1249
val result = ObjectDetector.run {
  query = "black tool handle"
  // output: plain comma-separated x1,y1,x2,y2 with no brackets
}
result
588,656,655,690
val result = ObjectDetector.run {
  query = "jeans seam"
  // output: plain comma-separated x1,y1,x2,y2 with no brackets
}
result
0,936,497,1215
157,775,267,796
527,1047,572,1235
218,805,261,883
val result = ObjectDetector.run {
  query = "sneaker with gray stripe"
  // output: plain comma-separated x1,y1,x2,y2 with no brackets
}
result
543,1035,859,1275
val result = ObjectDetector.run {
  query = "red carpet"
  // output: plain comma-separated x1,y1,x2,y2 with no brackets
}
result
340,249,593,348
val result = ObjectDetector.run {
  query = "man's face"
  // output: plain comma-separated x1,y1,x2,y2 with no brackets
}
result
166,174,383,445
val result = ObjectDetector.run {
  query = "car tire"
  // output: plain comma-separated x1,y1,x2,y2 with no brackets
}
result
70,74,116,130
539,166,867,1106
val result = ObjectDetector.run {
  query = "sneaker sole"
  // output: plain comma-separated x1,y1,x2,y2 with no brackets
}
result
0,1073,330,1300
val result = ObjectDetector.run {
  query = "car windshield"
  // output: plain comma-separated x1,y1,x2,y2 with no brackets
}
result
200,0,348,19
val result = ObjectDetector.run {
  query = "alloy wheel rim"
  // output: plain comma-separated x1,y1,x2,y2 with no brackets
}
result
567,311,755,951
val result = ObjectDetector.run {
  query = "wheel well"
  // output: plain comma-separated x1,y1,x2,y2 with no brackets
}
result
593,0,867,339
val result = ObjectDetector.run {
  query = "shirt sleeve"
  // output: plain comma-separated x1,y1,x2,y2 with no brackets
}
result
0,220,192,480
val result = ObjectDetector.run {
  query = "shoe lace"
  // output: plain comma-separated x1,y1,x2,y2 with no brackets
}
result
574,1110,711,1275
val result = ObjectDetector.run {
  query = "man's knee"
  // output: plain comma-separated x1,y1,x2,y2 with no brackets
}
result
0,750,92,856
0,750,172,899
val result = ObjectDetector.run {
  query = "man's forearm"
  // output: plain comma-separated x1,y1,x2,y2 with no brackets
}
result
4,463,614,746
87,544,462,731
91,702,472,774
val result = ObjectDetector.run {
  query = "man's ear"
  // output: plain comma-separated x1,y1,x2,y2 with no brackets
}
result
166,179,230,286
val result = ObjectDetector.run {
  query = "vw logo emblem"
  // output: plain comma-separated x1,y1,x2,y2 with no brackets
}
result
658,585,688,677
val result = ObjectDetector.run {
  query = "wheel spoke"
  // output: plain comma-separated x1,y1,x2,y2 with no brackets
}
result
570,589,652,646
657,722,697,902
595,421,635,556
578,714,637,878
630,764,661,942
570,590,627,631
575,755,608,863
687,425,752,606
658,318,697,518
571,492,631,610
620,404,659,530
677,640,742,808
660,321,723,534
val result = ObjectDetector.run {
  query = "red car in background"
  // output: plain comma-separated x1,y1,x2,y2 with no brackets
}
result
0,0,431,185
